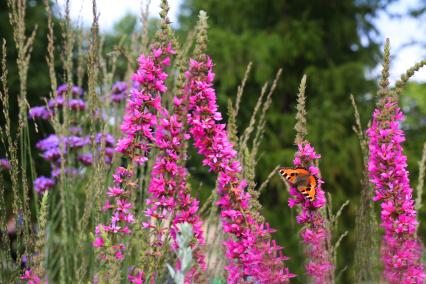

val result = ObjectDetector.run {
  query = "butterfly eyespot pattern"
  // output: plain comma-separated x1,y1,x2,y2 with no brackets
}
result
278,167,318,202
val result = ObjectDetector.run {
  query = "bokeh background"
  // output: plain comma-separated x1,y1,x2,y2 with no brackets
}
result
1,0,426,282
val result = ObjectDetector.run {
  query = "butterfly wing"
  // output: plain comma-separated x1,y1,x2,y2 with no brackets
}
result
278,167,310,184
297,175,318,202
279,167,318,202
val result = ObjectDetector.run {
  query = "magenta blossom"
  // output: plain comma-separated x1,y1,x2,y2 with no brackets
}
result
20,269,41,284
287,143,333,284
367,98,425,283
94,42,176,276
128,271,144,284
185,55,294,283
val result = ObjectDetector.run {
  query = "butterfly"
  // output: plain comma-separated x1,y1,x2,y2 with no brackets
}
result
278,167,318,202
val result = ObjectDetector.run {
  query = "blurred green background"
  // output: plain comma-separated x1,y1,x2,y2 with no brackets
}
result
1,0,426,283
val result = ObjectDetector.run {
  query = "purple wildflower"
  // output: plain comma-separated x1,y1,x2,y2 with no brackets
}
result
95,43,176,270
56,83,83,97
29,106,51,120
33,176,56,194
110,81,128,103
20,269,41,284
78,153,93,166
288,143,333,283
143,48,206,276
185,55,294,283
367,98,426,283
0,158,10,170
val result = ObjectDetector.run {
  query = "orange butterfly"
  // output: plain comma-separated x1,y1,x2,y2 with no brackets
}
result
278,167,318,202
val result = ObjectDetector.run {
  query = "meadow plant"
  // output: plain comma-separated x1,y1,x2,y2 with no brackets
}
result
29,84,116,193
366,40,426,283
93,3,190,281
183,12,294,284
284,76,333,284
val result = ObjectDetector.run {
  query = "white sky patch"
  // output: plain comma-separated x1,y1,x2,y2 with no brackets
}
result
56,0,426,82
55,0,183,31
374,0,426,82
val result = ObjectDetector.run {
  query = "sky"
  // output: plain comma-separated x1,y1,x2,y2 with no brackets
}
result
57,0,426,82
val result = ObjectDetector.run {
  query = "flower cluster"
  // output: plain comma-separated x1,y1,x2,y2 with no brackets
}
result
128,271,145,284
115,44,174,164
29,84,115,194
32,132,114,193
94,43,176,276
289,143,332,283
29,84,84,120
143,50,206,278
367,98,425,283
93,166,135,262
185,55,293,283
20,269,41,284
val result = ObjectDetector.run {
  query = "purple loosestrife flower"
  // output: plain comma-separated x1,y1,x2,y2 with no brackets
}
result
289,143,333,283
128,271,144,284
20,269,41,284
95,43,175,272
185,55,293,283
367,98,425,283
143,51,206,278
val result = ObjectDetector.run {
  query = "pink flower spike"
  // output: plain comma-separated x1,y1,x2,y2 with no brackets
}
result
367,97,425,283
92,237,105,248
185,54,293,283
288,143,333,283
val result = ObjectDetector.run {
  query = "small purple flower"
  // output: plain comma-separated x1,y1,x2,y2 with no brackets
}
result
288,143,332,283
47,96,65,108
66,136,89,148
0,158,10,170
51,167,79,178
110,81,128,103
95,133,115,147
41,148,62,161
69,99,86,110
56,84,84,97
78,153,93,166
34,176,55,193
36,134,59,151
29,106,51,120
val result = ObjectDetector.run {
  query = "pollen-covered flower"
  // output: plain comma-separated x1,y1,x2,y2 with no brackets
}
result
367,98,425,283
